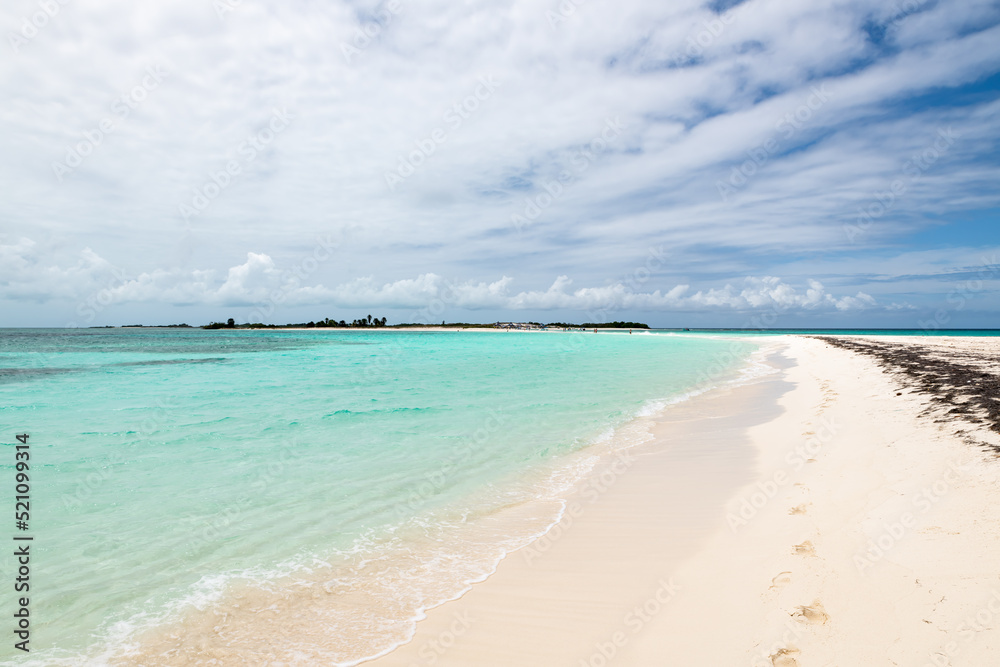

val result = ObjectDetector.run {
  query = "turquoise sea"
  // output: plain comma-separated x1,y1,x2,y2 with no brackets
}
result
0,328,763,664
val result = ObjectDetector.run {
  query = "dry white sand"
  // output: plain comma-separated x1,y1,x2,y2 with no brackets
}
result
366,335,1000,666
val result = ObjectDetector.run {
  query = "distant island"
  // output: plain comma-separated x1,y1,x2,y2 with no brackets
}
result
202,315,389,329
197,318,650,330
88,318,651,330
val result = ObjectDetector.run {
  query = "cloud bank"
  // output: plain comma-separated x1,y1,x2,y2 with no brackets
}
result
2,243,878,324
1,0,998,325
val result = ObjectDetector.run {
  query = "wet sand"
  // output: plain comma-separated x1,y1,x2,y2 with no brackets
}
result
367,335,1000,666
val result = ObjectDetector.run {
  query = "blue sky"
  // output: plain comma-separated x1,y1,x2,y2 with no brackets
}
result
1,0,999,327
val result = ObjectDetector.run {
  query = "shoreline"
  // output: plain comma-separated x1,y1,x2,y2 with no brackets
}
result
363,338,791,666
72,333,1000,665
364,334,1000,666
103,334,764,666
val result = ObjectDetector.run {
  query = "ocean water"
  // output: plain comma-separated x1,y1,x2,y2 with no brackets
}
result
0,328,758,665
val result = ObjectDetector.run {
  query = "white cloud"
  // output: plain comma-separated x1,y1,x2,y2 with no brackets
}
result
0,237,121,301
0,242,878,316
686,277,875,312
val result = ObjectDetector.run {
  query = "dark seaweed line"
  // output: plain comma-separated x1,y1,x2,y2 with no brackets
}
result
813,336,1000,452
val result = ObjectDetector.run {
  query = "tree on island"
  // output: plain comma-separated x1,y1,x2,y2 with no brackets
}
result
205,314,388,329
202,319,238,329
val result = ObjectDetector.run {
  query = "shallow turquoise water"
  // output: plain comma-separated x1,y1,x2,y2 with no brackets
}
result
0,328,757,663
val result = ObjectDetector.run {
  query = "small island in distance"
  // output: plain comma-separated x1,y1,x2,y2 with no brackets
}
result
95,319,652,330
200,318,650,330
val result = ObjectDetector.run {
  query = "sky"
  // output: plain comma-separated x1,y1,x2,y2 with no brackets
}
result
1,0,999,328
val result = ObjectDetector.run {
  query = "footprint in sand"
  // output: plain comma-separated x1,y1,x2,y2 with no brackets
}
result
793,541,816,557
788,504,810,515
770,647,800,667
794,600,829,625
770,572,792,590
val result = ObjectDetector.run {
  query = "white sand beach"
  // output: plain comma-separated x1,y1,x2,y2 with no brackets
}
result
367,335,1000,666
